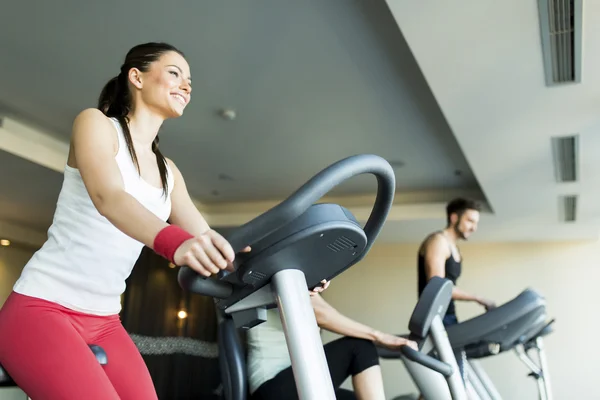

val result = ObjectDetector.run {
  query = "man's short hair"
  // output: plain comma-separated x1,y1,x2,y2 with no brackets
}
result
446,198,481,225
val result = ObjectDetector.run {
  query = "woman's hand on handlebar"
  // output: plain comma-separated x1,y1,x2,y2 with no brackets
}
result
310,280,331,296
173,229,250,277
374,331,419,351
226,245,252,272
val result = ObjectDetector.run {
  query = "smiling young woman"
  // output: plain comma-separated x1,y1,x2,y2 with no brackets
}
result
0,42,243,399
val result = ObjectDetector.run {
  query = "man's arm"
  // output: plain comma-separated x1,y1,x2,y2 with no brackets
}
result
310,293,417,350
423,234,495,309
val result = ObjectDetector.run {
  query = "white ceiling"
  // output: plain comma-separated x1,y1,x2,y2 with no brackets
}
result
384,0,600,242
1,0,598,247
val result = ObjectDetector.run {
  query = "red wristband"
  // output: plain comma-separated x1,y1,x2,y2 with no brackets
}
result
153,225,194,263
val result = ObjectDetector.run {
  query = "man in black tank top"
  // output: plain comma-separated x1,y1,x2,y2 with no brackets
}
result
416,198,496,384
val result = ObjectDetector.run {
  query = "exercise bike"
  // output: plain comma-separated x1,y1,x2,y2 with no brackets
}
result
178,154,397,400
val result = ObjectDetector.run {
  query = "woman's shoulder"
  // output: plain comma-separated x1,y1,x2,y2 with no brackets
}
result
74,108,112,124
70,109,118,151
164,157,179,175
71,108,115,134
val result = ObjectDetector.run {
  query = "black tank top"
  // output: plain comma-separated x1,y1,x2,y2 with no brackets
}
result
417,234,462,316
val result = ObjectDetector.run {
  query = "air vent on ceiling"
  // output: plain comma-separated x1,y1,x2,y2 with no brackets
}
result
559,195,577,222
551,135,578,182
538,0,582,86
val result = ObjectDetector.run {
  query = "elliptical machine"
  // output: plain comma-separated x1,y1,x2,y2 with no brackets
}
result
178,154,396,400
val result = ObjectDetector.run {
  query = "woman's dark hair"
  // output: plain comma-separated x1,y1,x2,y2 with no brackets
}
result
97,42,185,197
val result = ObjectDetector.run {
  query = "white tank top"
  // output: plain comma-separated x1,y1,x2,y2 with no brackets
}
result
246,308,293,393
13,117,174,316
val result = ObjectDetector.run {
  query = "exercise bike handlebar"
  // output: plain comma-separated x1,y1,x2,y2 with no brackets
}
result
400,346,454,378
178,154,395,297
225,154,395,254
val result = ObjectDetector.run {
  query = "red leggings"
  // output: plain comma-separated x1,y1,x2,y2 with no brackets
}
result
0,291,157,399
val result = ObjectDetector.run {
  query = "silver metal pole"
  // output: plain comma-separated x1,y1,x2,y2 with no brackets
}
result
537,377,548,400
515,346,541,375
402,358,452,400
463,362,491,400
535,337,552,400
429,316,468,400
515,344,548,400
468,360,503,400
401,337,452,400
271,269,336,400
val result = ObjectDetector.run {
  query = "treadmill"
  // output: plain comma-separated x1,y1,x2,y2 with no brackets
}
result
378,277,468,400
380,288,555,400
445,289,555,400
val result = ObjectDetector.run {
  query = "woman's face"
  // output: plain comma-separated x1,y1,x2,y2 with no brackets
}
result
130,51,192,119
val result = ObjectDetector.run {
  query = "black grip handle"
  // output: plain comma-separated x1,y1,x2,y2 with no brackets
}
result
376,346,402,359
400,346,453,377
177,267,233,299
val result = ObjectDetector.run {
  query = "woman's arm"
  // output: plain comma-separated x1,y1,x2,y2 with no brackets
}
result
310,292,417,350
72,109,170,247
72,108,234,276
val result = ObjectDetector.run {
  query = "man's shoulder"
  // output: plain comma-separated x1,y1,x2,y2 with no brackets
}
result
420,231,450,254
421,231,444,245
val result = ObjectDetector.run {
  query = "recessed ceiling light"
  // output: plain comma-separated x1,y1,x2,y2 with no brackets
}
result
219,109,236,121
0,239,10,246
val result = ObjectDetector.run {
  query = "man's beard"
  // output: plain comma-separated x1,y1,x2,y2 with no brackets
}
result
454,225,467,240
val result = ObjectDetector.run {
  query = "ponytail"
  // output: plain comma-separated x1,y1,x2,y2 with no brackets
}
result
97,72,169,198
152,135,169,198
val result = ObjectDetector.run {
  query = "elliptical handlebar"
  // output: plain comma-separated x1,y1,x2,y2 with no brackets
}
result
225,154,395,253
400,346,454,378
178,154,395,296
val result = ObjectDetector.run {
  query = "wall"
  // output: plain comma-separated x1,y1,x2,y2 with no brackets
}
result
321,240,600,399
0,244,35,400
0,244,34,305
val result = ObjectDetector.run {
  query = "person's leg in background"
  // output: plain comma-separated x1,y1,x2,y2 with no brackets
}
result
89,316,158,400
253,336,384,400
323,336,385,400
0,292,120,400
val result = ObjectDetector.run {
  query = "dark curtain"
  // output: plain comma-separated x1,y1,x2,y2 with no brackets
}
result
121,247,222,400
